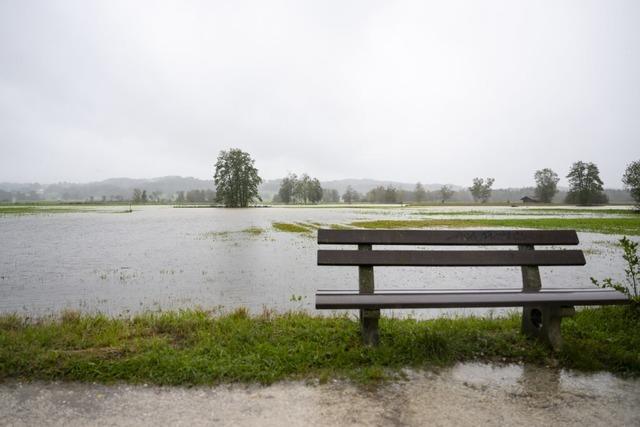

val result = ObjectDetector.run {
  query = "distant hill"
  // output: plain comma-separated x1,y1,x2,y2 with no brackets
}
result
0,176,215,202
0,176,632,204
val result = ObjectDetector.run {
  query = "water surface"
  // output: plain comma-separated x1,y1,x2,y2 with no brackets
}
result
0,205,631,317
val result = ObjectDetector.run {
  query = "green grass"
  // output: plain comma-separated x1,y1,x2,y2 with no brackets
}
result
0,206,89,215
350,218,640,235
272,222,312,233
0,306,638,385
411,208,637,216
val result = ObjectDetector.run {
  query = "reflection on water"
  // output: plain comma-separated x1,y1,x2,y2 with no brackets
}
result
449,362,640,405
325,362,640,426
0,206,631,316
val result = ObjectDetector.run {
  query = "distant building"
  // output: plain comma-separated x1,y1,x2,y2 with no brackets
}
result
520,196,539,204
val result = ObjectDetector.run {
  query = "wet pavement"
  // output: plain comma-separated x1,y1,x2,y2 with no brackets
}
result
2,363,639,426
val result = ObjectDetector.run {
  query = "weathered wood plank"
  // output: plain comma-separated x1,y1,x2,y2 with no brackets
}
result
315,289,628,309
317,229,580,246
317,249,586,266
519,244,543,338
316,288,618,294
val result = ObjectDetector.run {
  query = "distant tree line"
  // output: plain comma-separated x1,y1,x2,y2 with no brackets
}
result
461,161,615,206
276,173,323,204
128,188,216,204
336,183,456,204
3,151,640,209
175,189,216,203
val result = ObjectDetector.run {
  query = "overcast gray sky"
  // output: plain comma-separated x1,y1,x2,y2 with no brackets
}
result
1,1,638,187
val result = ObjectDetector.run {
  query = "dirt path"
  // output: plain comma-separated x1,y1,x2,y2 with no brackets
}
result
2,363,639,426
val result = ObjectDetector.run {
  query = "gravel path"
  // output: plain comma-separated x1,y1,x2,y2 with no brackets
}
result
2,363,639,426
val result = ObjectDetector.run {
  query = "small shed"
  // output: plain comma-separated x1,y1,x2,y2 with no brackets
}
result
520,196,539,204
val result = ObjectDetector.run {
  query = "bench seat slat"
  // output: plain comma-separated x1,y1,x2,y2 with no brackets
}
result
318,249,586,266
318,229,580,246
315,289,628,309
317,287,616,294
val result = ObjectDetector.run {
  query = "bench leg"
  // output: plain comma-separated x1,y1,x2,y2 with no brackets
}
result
360,309,380,346
522,305,575,351
358,248,379,346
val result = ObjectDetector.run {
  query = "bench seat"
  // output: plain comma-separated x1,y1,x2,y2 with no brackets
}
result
314,229,630,349
316,288,628,309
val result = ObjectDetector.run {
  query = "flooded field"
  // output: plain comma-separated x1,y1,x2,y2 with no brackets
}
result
0,205,636,317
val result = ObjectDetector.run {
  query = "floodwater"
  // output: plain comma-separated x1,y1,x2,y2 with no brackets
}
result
2,363,639,426
0,205,633,317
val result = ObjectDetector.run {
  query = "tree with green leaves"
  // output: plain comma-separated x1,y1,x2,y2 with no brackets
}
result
296,174,312,203
214,148,262,207
277,173,323,204
278,173,297,204
534,168,560,203
308,178,323,204
565,161,607,205
132,188,143,203
291,174,322,204
622,160,640,210
322,188,340,203
366,186,399,203
342,186,360,204
439,185,454,203
469,177,494,203
414,182,427,203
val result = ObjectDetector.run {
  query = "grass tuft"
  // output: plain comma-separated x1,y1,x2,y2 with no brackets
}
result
242,227,265,235
0,306,638,385
272,222,312,233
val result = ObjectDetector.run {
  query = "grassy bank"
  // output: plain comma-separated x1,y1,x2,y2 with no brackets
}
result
1,306,638,385
272,222,314,233
350,218,640,235
0,206,132,215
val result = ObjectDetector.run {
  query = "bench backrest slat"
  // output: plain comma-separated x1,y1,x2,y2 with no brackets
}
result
318,249,586,267
318,229,579,246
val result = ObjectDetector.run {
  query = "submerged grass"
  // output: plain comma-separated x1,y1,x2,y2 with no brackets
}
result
0,306,638,385
350,218,640,235
272,222,312,233
242,227,265,235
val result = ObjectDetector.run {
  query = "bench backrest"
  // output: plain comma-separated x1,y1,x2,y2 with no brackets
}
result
317,229,585,267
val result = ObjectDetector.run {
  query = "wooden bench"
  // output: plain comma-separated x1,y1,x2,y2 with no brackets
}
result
315,229,628,350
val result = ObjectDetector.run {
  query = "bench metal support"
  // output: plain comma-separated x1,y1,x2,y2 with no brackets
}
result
521,305,575,351
358,244,379,345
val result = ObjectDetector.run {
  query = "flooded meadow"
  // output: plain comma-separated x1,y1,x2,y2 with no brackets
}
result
0,205,636,317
